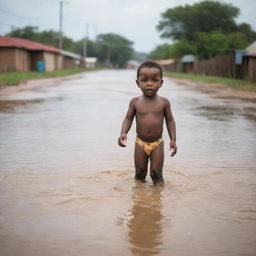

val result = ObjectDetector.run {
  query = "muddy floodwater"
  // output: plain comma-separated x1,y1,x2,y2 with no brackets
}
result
0,70,256,256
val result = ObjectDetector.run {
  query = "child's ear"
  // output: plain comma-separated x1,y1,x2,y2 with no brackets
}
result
136,80,139,87
160,80,164,86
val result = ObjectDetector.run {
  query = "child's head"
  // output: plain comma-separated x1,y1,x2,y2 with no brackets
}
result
137,60,163,80
136,60,163,97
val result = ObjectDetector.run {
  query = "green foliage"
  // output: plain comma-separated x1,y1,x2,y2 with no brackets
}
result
148,43,173,60
236,23,256,43
96,33,134,67
148,41,196,60
7,26,40,41
7,26,78,52
157,1,239,41
0,68,88,86
195,31,248,59
71,38,99,57
169,40,197,59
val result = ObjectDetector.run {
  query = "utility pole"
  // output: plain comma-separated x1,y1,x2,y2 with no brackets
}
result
83,23,89,59
59,1,63,49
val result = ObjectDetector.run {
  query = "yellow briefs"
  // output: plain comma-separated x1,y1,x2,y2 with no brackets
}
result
136,137,163,156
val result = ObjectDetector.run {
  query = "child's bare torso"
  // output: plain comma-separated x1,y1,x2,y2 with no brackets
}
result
133,95,166,142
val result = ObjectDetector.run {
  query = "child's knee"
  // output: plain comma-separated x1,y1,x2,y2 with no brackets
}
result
135,168,147,180
150,169,164,184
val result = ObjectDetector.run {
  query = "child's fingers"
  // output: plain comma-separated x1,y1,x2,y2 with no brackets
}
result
120,138,127,147
118,137,127,147
170,144,177,157
171,150,176,157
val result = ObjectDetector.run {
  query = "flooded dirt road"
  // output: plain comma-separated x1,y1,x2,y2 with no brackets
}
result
0,70,256,256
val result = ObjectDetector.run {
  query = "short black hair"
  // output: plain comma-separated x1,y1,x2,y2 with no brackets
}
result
137,60,163,79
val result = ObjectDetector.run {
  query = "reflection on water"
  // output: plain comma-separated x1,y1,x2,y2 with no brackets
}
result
194,105,235,121
194,104,256,123
128,182,164,256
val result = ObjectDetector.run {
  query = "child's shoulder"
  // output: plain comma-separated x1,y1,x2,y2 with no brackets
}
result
159,95,171,104
129,96,141,104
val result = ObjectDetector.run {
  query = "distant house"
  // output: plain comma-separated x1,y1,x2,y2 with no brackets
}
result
84,57,97,68
246,41,256,56
126,60,140,69
181,55,196,73
0,36,61,73
61,50,83,69
244,41,256,82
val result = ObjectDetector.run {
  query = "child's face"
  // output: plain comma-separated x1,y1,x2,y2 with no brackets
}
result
136,67,163,97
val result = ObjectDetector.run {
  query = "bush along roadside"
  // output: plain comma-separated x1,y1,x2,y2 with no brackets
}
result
164,72,256,91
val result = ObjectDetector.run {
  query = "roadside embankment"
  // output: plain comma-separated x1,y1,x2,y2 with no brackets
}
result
0,68,98,96
165,72,256,101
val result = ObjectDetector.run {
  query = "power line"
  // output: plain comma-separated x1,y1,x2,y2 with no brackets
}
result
0,21,18,27
0,7,58,22
59,0,63,49
0,8,38,20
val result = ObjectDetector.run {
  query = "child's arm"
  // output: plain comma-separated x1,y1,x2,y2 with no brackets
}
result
118,98,136,147
164,98,177,157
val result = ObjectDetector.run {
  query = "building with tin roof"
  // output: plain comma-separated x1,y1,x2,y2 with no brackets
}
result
61,50,84,69
0,36,61,73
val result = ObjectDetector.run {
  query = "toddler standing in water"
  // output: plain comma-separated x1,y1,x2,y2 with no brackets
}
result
118,61,177,184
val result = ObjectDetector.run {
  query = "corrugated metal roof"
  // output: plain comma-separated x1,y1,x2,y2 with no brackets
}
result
245,41,256,57
0,36,60,54
246,50,256,56
181,55,196,63
61,50,82,59
246,41,256,51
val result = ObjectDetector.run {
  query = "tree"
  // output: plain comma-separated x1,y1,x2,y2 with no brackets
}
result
148,41,196,60
148,43,173,60
169,40,197,59
157,1,239,41
96,33,134,67
194,31,248,59
33,29,59,48
7,26,65,50
7,26,39,41
72,39,98,57
236,23,256,43
7,26,97,55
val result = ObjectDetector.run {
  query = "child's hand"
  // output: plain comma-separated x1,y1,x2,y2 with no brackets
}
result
170,140,177,157
118,134,127,147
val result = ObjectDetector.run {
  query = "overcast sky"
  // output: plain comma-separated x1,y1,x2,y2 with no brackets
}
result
0,0,255,53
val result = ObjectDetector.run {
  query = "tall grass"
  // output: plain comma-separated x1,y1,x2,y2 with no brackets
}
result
165,72,256,91
0,68,88,86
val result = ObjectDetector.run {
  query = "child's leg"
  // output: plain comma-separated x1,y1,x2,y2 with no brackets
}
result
134,142,149,181
150,141,164,184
